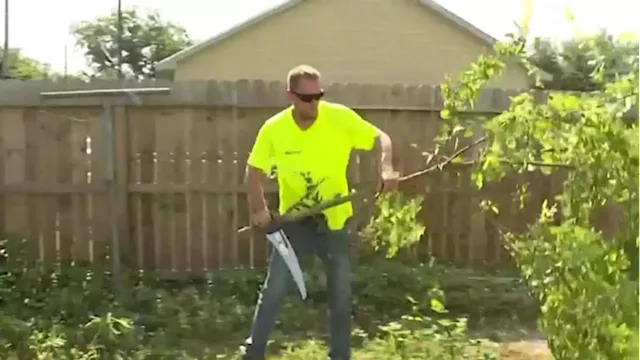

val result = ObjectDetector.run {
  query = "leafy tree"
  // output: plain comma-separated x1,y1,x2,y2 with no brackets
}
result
529,29,639,91
434,16,639,360
367,5,638,359
0,48,53,79
70,7,194,79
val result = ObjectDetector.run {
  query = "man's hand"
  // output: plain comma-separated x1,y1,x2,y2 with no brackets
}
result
252,207,272,229
380,169,400,193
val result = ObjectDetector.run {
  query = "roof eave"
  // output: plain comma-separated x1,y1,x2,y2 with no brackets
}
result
156,0,553,82
155,0,304,71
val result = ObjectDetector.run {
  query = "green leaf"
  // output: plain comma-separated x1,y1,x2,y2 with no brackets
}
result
430,298,447,314
451,125,465,136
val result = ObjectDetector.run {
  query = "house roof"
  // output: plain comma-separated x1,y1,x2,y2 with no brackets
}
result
156,0,551,80
156,0,304,71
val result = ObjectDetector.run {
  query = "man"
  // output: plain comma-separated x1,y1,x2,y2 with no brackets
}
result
243,64,399,360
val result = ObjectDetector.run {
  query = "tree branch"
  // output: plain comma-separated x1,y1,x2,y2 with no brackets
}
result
445,159,575,169
399,136,488,181
237,135,578,234
236,190,370,234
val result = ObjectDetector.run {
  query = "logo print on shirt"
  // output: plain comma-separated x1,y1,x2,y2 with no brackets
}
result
284,150,302,155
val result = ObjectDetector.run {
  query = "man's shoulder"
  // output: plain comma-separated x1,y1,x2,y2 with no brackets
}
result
320,101,360,124
320,101,352,113
262,107,292,128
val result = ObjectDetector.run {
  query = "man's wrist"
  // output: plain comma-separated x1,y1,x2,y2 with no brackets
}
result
380,161,396,176
381,170,399,180
381,162,399,177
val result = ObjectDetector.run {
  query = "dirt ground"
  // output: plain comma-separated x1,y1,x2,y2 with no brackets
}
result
499,340,553,359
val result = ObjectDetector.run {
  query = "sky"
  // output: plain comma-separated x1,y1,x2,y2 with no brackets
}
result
1,0,638,73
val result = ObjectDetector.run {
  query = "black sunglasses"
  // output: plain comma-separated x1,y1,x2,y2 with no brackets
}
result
292,91,324,103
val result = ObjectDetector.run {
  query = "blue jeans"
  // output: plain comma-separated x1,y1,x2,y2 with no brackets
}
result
243,220,352,360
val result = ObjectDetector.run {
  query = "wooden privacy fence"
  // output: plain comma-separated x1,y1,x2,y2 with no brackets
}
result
0,79,618,272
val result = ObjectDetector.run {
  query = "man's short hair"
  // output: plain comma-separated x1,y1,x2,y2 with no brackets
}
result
287,65,321,91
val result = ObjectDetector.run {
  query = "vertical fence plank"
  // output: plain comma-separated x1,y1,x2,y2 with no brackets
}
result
151,116,167,271
203,102,223,269
484,182,502,267
446,172,461,263
229,81,243,268
220,121,235,268
469,210,487,265
185,109,207,273
351,85,385,252
33,109,59,264
169,109,188,273
24,110,40,258
89,108,108,266
51,109,74,263
0,111,4,239
447,171,460,264
402,86,428,260
197,110,211,272
355,84,379,189
129,108,157,270
494,175,517,266
237,81,276,268
1,109,28,245
388,84,409,176
342,83,362,188
415,86,441,261
183,110,195,273
424,169,441,259
154,109,177,271
216,81,235,269
129,110,143,270
234,81,251,268
457,170,468,265
124,108,142,271
457,167,472,265
416,86,439,260
70,112,91,265
212,102,228,269
113,106,131,268
438,171,450,261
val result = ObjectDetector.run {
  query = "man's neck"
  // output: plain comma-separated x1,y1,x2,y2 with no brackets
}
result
292,109,315,130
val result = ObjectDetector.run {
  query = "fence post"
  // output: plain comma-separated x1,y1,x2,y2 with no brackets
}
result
113,105,131,269
102,103,122,293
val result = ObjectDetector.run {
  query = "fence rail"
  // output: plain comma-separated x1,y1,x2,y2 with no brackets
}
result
0,79,623,272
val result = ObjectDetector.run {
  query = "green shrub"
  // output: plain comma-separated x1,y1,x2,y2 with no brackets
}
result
433,8,639,359
1,235,528,359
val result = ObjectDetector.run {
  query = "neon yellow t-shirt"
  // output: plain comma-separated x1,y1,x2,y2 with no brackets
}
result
247,101,379,230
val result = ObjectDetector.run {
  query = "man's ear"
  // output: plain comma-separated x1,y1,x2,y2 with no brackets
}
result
286,90,295,101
